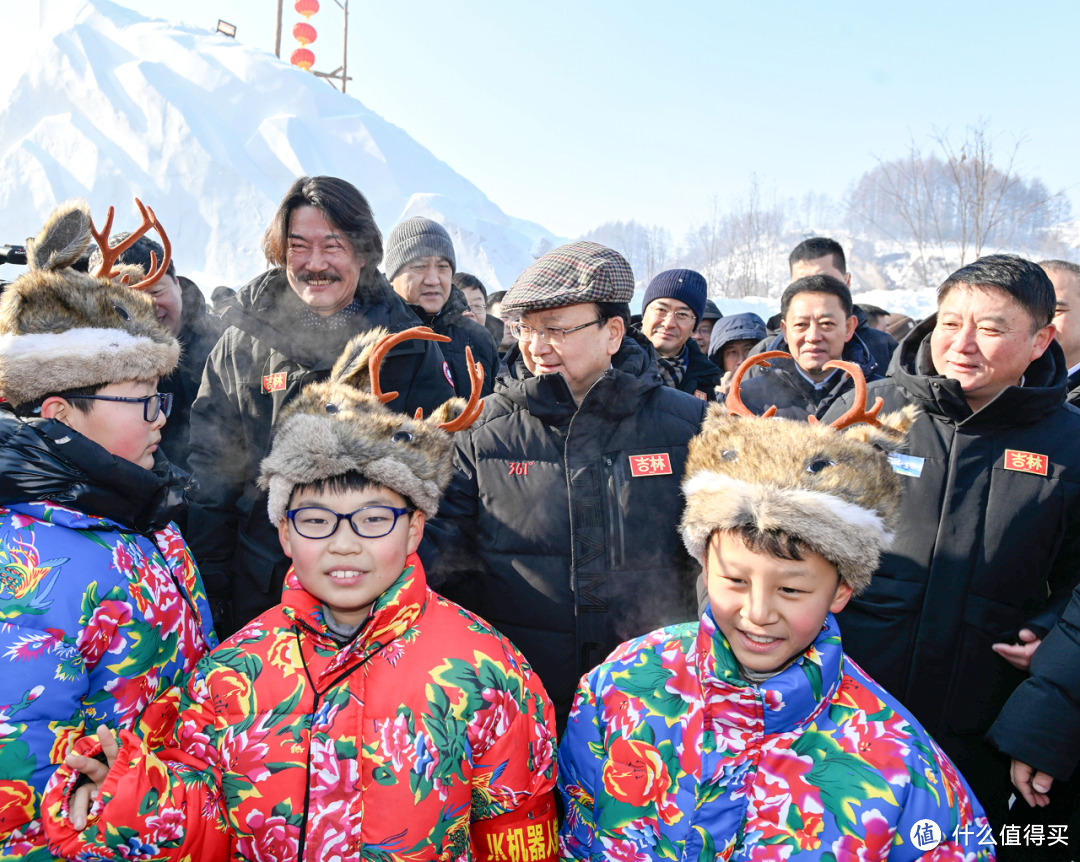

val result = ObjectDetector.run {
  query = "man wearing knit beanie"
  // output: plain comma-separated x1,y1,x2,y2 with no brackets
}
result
637,268,721,401
385,216,497,397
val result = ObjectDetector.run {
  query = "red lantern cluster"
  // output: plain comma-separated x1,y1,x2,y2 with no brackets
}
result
290,0,319,70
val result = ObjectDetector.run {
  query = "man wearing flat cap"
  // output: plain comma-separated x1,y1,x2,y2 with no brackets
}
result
424,241,707,729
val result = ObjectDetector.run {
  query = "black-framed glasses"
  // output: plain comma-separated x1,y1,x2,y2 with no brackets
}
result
64,392,173,422
509,317,605,345
286,506,415,540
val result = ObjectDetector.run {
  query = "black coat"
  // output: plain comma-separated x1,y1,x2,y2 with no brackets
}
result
1068,368,1080,407
424,335,707,727
739,332,882,420
0,410,190,532
186,270,455,634
410,287,498,399
821,317,1080,808
158,276,225,473
987,583,1080,782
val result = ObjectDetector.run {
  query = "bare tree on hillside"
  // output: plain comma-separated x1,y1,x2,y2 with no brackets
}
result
716,176,786,298
848,120,1070,288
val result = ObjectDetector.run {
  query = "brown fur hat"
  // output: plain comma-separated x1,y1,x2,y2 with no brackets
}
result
259,326,484,524
0,199,179,407
681,362,917,594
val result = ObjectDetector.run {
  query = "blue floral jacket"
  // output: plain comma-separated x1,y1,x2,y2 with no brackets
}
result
557,609,994,862
0,501,216,861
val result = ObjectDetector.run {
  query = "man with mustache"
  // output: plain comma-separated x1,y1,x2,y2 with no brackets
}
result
186,176,453,635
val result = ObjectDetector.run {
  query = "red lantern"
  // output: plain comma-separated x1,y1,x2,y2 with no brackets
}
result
290,47,315,70
292,22,317,46
294,0,319,20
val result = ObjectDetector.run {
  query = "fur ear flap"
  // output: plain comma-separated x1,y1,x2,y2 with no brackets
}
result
330,327,389,392
843,404,918,452
26,199,92,272
426,397,469,427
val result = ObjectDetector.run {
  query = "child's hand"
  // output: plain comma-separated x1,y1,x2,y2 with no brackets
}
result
63,725,120,830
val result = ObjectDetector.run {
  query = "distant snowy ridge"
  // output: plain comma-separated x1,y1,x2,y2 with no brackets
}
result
0,0,563,291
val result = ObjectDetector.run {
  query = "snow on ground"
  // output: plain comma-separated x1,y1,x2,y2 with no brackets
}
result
0,0,563,291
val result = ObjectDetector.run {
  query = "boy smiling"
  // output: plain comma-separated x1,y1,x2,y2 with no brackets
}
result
46,327,558,862
557,364,994,862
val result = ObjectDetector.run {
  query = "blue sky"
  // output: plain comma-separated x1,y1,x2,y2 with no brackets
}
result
76,1,1080,240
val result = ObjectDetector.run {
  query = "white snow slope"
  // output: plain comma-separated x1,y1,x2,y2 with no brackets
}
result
0,0,563,291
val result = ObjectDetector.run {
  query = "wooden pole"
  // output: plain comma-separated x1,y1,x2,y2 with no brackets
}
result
341,0,349,93
274,0,283,58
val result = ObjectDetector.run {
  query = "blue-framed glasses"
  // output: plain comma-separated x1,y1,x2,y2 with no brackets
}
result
285,506,415,539
64,392,173,422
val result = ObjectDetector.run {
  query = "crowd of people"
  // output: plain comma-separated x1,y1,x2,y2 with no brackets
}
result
1,174,1079,862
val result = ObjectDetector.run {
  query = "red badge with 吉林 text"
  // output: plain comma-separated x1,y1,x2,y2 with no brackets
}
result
629,453,672,477
1004,449,1048,476
262,372,288,394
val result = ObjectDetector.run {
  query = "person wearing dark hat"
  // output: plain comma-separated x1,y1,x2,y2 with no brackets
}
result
708,311,767,400
636,268,722,402
210,285,236,315
386,216,498,398
423,241,707,729
692,298,723,354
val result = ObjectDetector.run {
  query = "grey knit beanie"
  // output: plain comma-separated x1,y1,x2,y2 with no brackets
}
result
383,217,457,281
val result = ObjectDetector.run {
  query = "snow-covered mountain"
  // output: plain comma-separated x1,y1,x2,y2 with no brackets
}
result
0,0,563,291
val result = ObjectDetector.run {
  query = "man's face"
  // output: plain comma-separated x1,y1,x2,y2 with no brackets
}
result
285,206,364,317
642,297,697,358
705,531,852,674
721,339,757,373
517,303,623,400
930,284,1055,411
391,256,452,315
1047,268,1080,368
693,319,716,353
278,484,423,628
790,255,850,286
146,274,184,336
781,293,857,379
461,285,487,325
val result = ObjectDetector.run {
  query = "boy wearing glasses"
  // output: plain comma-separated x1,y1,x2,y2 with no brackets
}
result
46,327,559,861
0,200,216,858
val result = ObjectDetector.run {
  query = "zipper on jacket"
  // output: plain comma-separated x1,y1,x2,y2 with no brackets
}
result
293,624,395,861
603,457,626,570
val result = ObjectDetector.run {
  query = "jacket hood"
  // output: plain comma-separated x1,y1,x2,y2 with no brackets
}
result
498,330,663,423
708,313,767,358
890,313,1069,425
0,410,191,531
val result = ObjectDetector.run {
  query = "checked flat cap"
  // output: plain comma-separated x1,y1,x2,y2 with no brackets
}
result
502,241,635,314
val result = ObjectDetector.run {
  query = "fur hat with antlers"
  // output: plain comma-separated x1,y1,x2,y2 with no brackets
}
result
0,198,177,408
681,352,917,594
259,326,484,524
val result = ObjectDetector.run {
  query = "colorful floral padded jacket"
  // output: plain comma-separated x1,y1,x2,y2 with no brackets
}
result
0,502,217,862
43,556,559,862
557,609,994,862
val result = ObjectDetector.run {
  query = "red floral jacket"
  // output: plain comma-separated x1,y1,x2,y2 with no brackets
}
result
42,556,558,861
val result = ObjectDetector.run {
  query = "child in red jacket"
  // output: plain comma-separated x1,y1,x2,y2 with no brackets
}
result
44,328,558,862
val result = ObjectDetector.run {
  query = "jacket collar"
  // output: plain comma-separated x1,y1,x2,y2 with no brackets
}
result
223,269,399,369
496,332,663,424
889,314,1068,426
410,286,469,328
697,606,844,736
281,553,427,674
0,412,191,532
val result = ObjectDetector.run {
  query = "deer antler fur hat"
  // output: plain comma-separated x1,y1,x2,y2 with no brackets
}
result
259,326,485,524
681,352,917,595
0,198,178,407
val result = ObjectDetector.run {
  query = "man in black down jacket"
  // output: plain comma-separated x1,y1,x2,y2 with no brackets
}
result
384,216,498,398
821,254,1080,829
424,242,707,728
740,275,882,420
186,177,454,635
